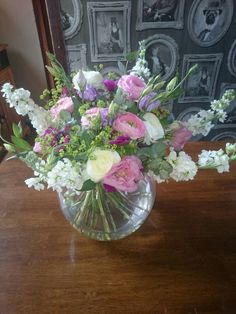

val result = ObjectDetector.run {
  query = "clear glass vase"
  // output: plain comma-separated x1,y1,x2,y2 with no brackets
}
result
58,175,156,241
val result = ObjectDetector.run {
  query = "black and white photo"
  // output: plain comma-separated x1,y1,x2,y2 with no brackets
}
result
179,54,223,103
66,44,87,73
87,2,131,62
188,0,233,47
220,83,236,120
136,0,185,30
145,34,178,81
227,40,236,78
60,0,83,40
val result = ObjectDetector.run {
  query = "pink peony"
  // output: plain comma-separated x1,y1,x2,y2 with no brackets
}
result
102,156,143,193
50,96,74,120
170,124,192,151
112,112,146,139
117,75,146,101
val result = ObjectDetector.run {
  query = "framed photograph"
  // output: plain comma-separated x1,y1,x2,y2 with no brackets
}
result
136,0,185,30
66,44,87,73
144,34,179,81
87,1,131,62
60,0,83,40
179,54,223,103
220,83,236,120
227,40,236,78
188,0,234,47
208,124,236,141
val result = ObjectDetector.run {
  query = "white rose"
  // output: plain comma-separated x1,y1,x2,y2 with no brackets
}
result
143,113,164,144
86,149,121,183
73,70,104,90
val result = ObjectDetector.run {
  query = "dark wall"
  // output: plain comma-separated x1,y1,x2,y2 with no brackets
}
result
60,0,236,141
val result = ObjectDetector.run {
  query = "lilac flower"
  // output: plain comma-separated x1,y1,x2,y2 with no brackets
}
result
139,92,160,112
109,135,131,146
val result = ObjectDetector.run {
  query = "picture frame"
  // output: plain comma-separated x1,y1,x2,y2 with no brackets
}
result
179,54,223,103
208,124,236,141
188,0,234,47
60,0,83,40
87,1,131,62
227,40,236,78
136,0,185,31
66,44,87,73
144,34,179,81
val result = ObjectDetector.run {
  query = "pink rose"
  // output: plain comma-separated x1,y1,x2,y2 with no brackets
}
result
50,96,74,120
102,156,143,193
170,124,192,151
112,112,146,139
117,75,146,101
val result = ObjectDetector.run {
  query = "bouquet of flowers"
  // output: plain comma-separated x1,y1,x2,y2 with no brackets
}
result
1,41,236,240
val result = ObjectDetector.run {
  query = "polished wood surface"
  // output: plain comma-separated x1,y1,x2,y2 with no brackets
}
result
0,142,236,314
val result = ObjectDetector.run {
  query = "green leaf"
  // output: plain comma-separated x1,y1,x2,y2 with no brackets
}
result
151,142,166,158
11,136,32,151
45,65,58,77
80,131,93,146
12,123,22,138
59,110,71,122
117,61,126,74
80,179,96,191
126,51,138,62
3,143,16,153
166,76,178,92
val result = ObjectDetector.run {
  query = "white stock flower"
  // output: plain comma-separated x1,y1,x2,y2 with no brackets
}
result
73,70,104,90
147,170,166,183
143,113,164,144
185,110,215,136
1,84,51,133
226,143,236,155
86,149,121,183
47,159,85,193
167,150,197,182
198,149,229,173
25,177,45,191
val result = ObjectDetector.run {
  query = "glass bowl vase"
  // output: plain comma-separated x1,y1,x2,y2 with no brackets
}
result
58,175,156,241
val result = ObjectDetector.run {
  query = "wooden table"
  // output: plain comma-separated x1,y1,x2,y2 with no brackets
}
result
0,142,236,314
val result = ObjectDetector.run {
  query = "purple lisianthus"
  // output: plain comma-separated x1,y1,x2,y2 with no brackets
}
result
83,84,98,102
109,135,131,146
139,92,160,112
100,108,109,127
104,79,117,92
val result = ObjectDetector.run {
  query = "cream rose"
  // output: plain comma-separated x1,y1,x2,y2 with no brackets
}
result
86,149,121,183
143,112,164,145
73,70,104,90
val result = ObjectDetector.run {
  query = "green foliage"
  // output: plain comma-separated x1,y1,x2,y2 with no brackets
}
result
12,122,22,138
11,136,32,151
80,179,97,191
